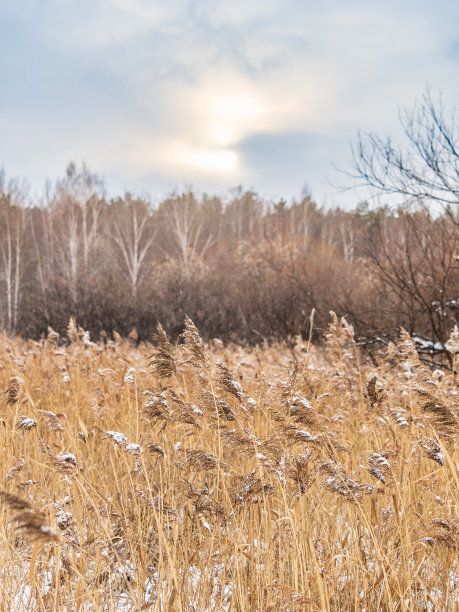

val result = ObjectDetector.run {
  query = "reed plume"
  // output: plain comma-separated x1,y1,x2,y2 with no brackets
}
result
149,322,177,380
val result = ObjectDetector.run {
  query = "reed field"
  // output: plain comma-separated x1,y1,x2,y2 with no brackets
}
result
0,315,458,611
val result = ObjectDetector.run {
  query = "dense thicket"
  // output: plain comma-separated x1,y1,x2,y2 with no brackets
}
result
0,163,458,351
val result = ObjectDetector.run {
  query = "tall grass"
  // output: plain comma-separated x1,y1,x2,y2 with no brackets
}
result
0,317,458,610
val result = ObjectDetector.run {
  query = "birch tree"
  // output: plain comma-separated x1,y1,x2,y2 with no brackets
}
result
0,173,29,332
157,191,214,272
225,189,264,241
110,195,155,301
48,163,105,305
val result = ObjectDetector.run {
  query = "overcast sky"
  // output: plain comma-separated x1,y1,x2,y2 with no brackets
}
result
1,0,459,207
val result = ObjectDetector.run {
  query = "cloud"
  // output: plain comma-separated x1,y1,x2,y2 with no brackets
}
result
2,1,459,205
449,39,459,59
1,1,183,50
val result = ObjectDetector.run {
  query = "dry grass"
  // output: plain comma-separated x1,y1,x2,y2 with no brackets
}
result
0,317,458,610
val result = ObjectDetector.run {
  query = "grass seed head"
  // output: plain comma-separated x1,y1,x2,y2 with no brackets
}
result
149,322,177,380
182,315,209,369
3,377,22,406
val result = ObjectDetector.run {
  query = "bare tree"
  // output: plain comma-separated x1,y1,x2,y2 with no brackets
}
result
350,90,459,210
48,163,105,305
157,191,214,272
225,188,264,241
109,195,155,301
355,205,459,364
0,173,29,332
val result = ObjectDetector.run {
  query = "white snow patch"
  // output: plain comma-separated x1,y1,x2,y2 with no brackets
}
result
105,431,128,445
124,367,135,384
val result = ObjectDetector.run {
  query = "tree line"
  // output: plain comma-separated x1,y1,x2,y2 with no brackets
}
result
0,161,457,359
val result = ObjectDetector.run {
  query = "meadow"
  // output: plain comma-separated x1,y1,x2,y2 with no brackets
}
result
0,315,458,611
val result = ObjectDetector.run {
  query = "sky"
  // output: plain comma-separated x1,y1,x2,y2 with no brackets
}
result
1,0,459,207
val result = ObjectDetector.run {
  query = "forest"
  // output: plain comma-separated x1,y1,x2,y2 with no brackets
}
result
0,162,458,364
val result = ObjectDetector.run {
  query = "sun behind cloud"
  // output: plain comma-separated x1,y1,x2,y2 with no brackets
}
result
192,149,237,172
168,91,264,175
158,86,272,178
175,146,238,173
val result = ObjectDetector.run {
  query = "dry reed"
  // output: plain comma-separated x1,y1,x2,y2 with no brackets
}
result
0,318,457,610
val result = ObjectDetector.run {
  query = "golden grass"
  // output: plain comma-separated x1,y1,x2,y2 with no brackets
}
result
0,317,458,611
